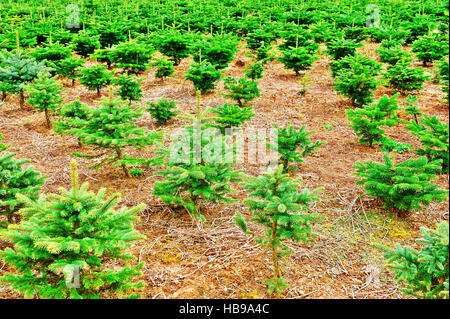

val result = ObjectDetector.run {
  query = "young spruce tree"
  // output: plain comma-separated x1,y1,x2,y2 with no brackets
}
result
24,72,64,128
53,98,91,147
346,94,400,147
153,92,240,221
79,64,114,96
69,90,162,177
406,114,449,174
234,165,323,293
355,155,447,215
223,76,260,107
268,124,323,172
0,135,46,225
375,221,449,299
0,160,145,299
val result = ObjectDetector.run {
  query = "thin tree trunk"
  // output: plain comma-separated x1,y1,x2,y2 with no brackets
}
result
116,147,131,178
271,219,280,279
45,109,51,128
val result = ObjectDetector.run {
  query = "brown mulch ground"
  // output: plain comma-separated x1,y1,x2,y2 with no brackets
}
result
0,40,448,299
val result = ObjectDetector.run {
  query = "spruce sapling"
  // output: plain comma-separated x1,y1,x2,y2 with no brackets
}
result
0,160,146,299
24,72,64,128
235,165,323,293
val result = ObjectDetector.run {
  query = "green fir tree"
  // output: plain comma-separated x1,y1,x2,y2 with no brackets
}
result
0,135,46,225
375,221,449,299
355,155,447,215
24,72,64,128
234,165,323,293
0,160,146,299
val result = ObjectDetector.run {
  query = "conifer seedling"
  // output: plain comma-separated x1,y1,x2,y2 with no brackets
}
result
112,72,143,102
385,59,430,94
212,103,254,132
268,124,323,172
147,99,179,125
150,57,175,80
406,114,449,173
185,60,222,94
51,56,85,87
0,135,46,225
0,50,47,108
333,55,380,107
69,90,162,177
79,64,114,96
54,98,91,147
223,76,260,107
412,35,448,66
355,155,447,215
24,72,64,128
153,92,240,221
346,94,400,147
235,165,323,293
0,160,146,298
375,221,449,299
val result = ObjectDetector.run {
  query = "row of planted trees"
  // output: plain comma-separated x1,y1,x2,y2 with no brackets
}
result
0,30,448,299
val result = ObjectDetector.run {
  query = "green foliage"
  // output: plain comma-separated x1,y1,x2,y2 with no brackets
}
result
68,95,162,177
326,38,363,60
246,29,275,51
154,125,240,220
385,60,430,94
211,103,254,130
279,28,318,52
79,64,114,96
0,135,45,225
330,53,382,78
109,41,154,74
346,94,400,147
333,54,380,107
0,161,145,299
412,35,449,66
379,137,412,154
375,221,449,299
150,57,175,79
406,114,449,174
146,99,179,125
73,32,101,58
91,47,115,68
0,50,47,107
376,42,412,66
245,62,264,80
235,165,323,293
32,42,72,70
223,76,260,107
54,98,91,146
51,56,85,86
154,97,240,221
255,45,272,63
191,36,238,70
279,46,318,75
355,155,447,215
268,124,323,172
154,32,192,65
112,72,143,102
403,95,423,124
438,56,449,102
24,72,64,128
185,60,222,93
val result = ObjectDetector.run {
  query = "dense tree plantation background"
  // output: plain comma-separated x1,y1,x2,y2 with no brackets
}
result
0,0,448,299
